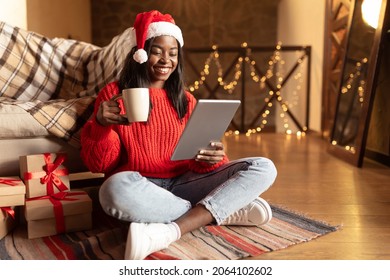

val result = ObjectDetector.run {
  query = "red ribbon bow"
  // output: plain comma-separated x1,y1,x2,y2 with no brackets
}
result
1,207,15,219
0,178,20,186
24,153,69,195
27,191,86,234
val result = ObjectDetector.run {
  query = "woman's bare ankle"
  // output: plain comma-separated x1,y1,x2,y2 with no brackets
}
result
174,204,213,235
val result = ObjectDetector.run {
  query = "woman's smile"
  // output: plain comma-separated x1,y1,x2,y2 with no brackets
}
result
154,66,171,75
147,35,178,88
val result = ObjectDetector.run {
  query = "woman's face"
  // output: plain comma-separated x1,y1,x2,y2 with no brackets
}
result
147,35,179,88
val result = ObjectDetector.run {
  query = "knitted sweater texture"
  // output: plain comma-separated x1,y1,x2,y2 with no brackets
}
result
80,82,228,178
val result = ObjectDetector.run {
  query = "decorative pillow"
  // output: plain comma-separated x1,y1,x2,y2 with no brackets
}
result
0,21,134,102
0,21,135,147
0,21,93,101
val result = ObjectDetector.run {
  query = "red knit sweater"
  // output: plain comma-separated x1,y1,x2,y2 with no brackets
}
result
80,82,228,178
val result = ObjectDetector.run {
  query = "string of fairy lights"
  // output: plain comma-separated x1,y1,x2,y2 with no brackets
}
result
340,57,367,104
186,42,308,137
330,57,368,153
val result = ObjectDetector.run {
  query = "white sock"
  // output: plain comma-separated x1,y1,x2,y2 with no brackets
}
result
168,222,181,241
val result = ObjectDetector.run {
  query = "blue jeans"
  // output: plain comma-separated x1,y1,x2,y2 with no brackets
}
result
99,157,277,225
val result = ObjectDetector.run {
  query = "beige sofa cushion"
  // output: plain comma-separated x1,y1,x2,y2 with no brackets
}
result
0,102,49,138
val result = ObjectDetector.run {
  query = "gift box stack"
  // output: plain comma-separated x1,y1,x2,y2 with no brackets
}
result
0,176,25,240
19,152,93,239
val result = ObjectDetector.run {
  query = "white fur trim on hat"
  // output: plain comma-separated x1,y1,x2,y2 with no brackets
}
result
133,22,183,64
132,10,184,64
133,49,148,64
146,21,184,47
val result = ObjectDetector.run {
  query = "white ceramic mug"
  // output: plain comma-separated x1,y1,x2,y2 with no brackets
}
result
114,88,150,122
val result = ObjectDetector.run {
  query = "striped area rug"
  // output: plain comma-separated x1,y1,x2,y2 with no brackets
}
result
147,205,339,260
0,208,338,260
0,187,339,260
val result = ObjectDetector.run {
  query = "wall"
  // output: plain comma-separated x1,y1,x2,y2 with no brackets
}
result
91,0,279,48
0,0,91,42
277,0,325,133
0,0,27,28
91,0,281,132
1,0,324,134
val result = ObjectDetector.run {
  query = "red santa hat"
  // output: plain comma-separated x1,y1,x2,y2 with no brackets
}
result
132,10,184,64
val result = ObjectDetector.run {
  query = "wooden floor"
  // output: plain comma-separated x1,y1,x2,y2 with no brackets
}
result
222,132,390,260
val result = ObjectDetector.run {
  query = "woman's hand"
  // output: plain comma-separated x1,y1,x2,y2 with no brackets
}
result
195,141,225,165
96,96,129,126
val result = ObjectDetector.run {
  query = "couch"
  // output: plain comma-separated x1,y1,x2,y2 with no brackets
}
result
0,21,133,177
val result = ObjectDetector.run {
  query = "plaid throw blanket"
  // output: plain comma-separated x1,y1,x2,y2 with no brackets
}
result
0,21,134,147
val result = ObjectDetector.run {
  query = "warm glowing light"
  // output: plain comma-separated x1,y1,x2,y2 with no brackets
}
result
362,0,382,29
188,41,308,138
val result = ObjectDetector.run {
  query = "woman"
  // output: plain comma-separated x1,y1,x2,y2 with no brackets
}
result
80,10,277,260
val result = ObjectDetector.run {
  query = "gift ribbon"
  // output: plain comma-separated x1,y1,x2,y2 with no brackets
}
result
1,207,15,219
0,178,20,219
0,178,20,186
27,191,86,234
24,153,69,195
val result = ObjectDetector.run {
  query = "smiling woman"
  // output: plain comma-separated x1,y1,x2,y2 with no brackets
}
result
147,36,179,88
79,10,277,261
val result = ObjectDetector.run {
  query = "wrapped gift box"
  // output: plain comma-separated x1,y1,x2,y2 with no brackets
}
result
1,206,18,240
0,177,26,207
20,152,70,199
25,191,92,239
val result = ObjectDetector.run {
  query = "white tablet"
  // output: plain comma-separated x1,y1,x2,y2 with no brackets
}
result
171,99,241,160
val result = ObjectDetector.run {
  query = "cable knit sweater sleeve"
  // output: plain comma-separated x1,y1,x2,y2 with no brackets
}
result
80,83,230,176
80,83,122,174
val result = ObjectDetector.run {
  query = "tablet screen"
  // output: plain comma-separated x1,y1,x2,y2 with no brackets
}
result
171,99,241,160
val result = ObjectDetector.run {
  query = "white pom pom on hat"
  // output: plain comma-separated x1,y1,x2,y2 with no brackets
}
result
132,10,184,64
